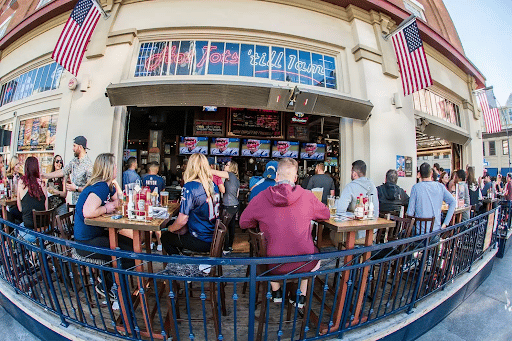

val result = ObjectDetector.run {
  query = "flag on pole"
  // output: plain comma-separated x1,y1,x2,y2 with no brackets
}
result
52,0,102,76
477,89,502,133
390,18,433,96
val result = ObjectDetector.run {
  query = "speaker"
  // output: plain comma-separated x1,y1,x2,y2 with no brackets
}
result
393,92,403,109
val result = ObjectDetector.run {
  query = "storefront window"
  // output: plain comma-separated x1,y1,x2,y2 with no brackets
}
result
413,89,461,127
134,40,338,90
0,63,63,107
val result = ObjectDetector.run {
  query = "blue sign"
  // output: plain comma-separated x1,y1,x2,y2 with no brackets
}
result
135,40,337,89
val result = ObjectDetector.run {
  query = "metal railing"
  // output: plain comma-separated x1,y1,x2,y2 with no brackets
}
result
0,208,500,341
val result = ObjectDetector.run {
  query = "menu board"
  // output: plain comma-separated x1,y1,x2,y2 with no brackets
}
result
288,125,309,141
17,114,58,152
229,109,282,138
194,120,224,136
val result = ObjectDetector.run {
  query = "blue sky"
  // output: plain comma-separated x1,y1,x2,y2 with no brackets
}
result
443,0,512,106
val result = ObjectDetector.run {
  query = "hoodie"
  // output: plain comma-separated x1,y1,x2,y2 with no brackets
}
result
377,182,410,213
336,177,379,217
239,183,330,275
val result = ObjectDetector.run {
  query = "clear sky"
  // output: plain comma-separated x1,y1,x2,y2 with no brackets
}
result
443,0,512,106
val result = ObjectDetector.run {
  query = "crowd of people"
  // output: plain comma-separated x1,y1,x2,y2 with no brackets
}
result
2,135,505,302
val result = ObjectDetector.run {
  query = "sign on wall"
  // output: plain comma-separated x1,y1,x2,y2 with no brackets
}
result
135,40,337,89
17,114,58,152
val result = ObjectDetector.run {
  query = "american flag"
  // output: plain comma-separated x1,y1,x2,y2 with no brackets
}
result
477,90,502,133
391,19,433,96
52,0,102,76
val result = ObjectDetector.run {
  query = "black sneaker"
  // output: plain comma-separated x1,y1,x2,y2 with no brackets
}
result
95,284,115,300
289,294,306,309
271,288,283,303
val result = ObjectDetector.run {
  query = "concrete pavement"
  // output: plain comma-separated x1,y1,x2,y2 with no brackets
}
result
0,306,40,341
416,242,512,341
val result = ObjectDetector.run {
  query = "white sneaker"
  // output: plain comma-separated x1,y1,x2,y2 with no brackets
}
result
150,242,155,250
157,244,162,252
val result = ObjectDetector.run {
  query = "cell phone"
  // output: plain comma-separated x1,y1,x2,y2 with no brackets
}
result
111,215,123,220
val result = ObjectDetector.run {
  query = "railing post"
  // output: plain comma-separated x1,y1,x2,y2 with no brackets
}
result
39,236,69,327
468,218,482,273
407,237,428,314
247,262,256,341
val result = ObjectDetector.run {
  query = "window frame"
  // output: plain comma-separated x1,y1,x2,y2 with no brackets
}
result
0,12,15,39
489,141,496,156
503,140,509,156
36,0,53,10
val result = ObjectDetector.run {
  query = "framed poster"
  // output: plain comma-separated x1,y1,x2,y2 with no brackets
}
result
17,114,58,152
194,120,224,136
396,155,405,177
483,207,500,251
405,156,413,177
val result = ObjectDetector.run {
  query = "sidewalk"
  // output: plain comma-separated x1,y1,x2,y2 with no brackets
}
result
0,306,40,341
416,242,512,341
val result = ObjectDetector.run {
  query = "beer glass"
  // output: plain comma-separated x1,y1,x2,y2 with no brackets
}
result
328,196,336,217
160,191,169,206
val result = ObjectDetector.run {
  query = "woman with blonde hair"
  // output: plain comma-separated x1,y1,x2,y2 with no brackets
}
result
5,155,23,225
161,153,220,255
73,153,134,297
6,155,22,178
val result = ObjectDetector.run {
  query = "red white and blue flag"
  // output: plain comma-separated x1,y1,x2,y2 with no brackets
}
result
390,18,433,96
52,0,102,76
477,89,502,133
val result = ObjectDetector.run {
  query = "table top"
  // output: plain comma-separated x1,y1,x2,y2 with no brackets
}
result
85,202,180,232
320,217,395,233
482,198,499,203
0,198,16,206
441,205,471,214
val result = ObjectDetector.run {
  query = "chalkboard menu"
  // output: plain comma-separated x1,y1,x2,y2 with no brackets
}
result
194,120,224,136
228,109,282,138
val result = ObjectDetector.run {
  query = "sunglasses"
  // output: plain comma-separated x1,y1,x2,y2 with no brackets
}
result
55,159,63,164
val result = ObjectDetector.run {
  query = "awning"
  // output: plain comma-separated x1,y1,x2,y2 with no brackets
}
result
485,168,498,177
106,79,374,120
415,111,470,145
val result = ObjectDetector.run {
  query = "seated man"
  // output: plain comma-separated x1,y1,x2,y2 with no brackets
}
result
248,161,277,202
336,160,379,217
407,163,456,235
377,169,409,214
142,162,165,193
240,158,330,308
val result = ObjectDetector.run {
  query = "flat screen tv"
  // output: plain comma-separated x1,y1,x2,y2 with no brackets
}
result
179,136,208,155
271,141,299,158
210,138,240,156
241,139,271,157
300,143,325,160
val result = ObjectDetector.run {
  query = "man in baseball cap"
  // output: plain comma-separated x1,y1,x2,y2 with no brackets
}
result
248,161,278,202
42,135,93,204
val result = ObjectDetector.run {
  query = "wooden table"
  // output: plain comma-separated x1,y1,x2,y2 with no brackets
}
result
0,197,17,221
314,217,395,334
482,198,499,212
442,205,471,225
84,202,180,338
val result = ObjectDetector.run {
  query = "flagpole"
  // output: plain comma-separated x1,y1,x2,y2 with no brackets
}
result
92,0,110,19
496,98,511,172
383,15,416,41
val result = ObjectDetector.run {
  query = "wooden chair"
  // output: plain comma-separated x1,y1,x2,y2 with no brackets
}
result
407,216,435,236
164,219,228,340
370,215,415,297
248,228,313,341
32,207,57,236
67,204,76,212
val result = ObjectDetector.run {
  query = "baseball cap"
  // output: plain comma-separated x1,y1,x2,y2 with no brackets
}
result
263,161,278,180
73,136,89,150
207,157,216,166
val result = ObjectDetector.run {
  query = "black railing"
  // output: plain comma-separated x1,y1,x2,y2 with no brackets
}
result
0,208,500,341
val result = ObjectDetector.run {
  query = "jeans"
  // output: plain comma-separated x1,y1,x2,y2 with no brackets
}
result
161,231,211,255
222,205,238,250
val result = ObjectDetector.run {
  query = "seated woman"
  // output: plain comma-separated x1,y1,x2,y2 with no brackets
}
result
16,157,48,243
48,155,68,216
6,155,23,225
161,153,220,255
73,153,134,296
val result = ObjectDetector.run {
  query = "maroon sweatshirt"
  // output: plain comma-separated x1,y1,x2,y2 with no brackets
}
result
240,183,330,275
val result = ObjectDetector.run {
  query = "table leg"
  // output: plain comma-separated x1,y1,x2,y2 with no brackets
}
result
109,228,133,335
132,231,153,334
321,231,356,334
352,229,373,324
144,231,153,274
1,205,7,221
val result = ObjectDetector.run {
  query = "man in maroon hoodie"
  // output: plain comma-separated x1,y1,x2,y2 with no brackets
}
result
240,158,330,307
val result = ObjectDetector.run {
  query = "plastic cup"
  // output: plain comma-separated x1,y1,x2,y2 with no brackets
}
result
312,188,323,202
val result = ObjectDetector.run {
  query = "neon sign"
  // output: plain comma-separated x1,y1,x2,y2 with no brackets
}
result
135,40,337,89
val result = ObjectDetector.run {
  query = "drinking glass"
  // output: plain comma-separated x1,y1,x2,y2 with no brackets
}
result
160,191,169,206
328,195,336,217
